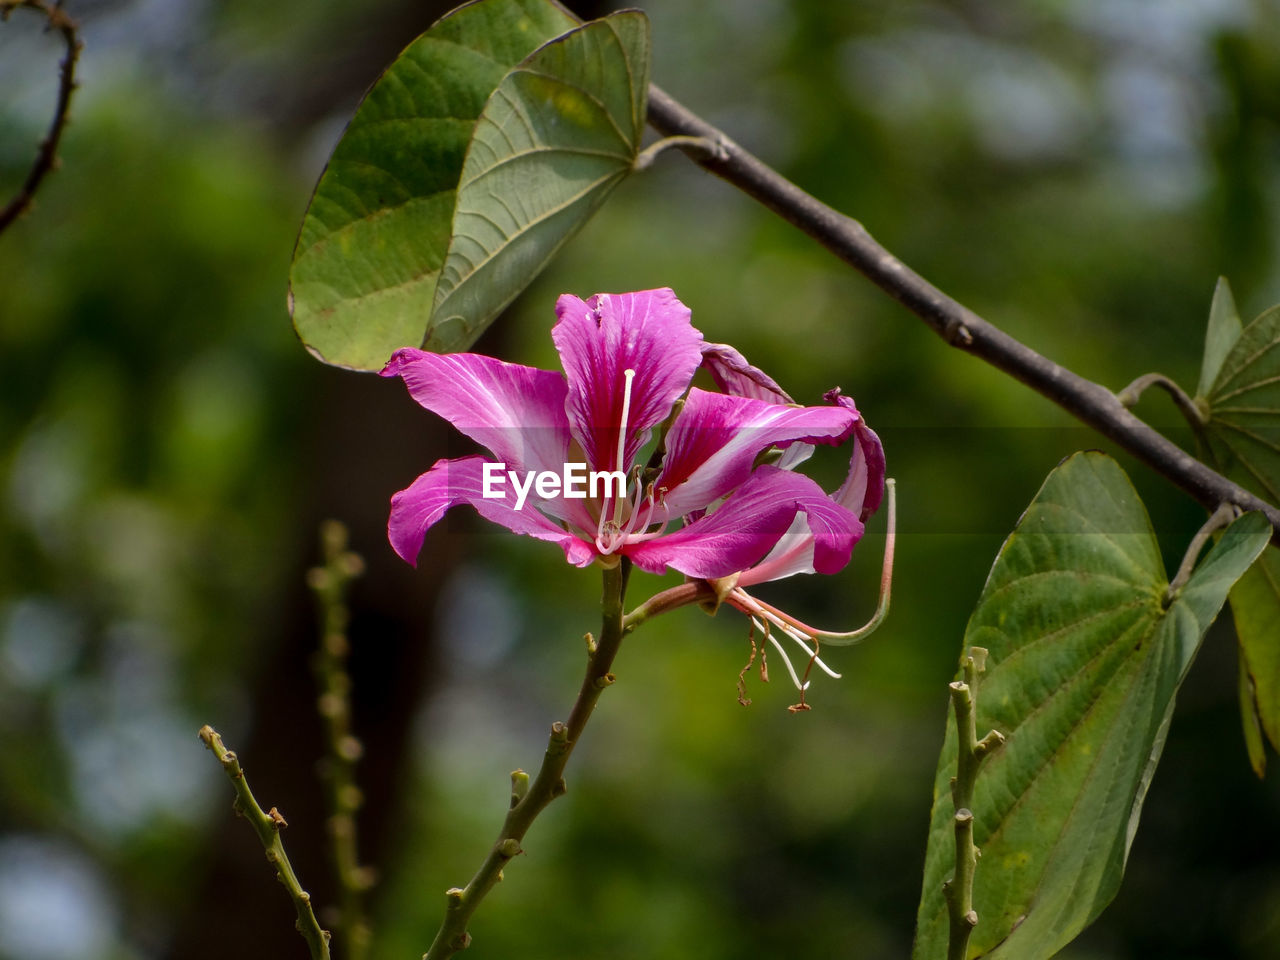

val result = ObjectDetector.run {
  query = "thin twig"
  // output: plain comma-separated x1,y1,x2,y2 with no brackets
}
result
422,560,631,960
307,520,372,960
644,85,1280,543
942,648,1004,960
198,725,332,960
0,0,82,234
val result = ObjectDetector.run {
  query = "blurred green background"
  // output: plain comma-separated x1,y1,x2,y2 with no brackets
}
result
2,1,1279,958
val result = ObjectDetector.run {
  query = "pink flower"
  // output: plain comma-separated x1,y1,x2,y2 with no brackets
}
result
714,390,888,697
382,289,874,580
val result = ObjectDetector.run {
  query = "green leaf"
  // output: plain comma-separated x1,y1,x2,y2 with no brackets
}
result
427,10,651,350
288,0,578,370
1202,303,1280,500
1195,286,1280,770
912,452,1269,960
1239,641,1268,778
1196,276,1243,400
1229,545,1280,769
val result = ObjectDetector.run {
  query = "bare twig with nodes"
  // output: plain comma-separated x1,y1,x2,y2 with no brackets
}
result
0,0,82,234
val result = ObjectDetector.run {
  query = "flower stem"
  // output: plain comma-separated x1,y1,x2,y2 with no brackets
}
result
622,579,718,633
942,648,1004,960
307,520,373,960
422,561,631,959
198,725,332,960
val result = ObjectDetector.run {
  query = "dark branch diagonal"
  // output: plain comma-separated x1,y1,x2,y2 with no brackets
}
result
644,84,1280,542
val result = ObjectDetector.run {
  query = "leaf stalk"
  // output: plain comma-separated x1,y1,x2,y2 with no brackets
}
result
633,134,728,172
1165,502,1240,605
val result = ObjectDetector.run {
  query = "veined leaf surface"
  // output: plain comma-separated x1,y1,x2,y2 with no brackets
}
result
1230,546,1280,772
1196,276,1243,401
912,452,1268,960
1198,293,1280,768
428,10,651,350
289,0,578,370
1202,303,1280,500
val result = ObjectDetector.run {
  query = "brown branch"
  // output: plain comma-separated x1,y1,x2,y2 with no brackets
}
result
0,0,82,234
644,85,1280,541
422,561,631,959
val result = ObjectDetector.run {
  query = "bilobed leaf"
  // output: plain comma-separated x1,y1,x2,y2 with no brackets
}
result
1192,288,1280,773
1229,546,1280,770
288,0,578,370
912,452,1269,960
1196,277,1244,400
1200,297,1280,769
428,10,651,350
1202,303,1280,500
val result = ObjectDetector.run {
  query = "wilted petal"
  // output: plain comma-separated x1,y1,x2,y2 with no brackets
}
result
382,349,572,480
389,456,596,568
826,389,886,521
701,342,793,404
657,388,857,517
553,289,703,473
627,466,863,579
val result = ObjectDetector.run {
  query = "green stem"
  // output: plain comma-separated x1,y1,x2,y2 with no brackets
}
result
942,648,1004,960
422,561,631,960
198,725,332,960
308,520,372,960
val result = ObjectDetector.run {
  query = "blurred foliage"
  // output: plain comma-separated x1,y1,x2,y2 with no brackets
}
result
2,2,1279,960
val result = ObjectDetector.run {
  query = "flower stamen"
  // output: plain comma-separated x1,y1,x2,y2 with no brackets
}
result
731,589,841,681
748,615,809,692
595,368,639,555
615,368,637,474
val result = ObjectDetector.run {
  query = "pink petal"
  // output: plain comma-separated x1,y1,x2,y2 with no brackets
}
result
382,349,572,480
389,455,597,568
826,389,886,521
552,289,704,474
736,513,818,585
626,466,863,579
700,342,793,404
656,388,857,518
